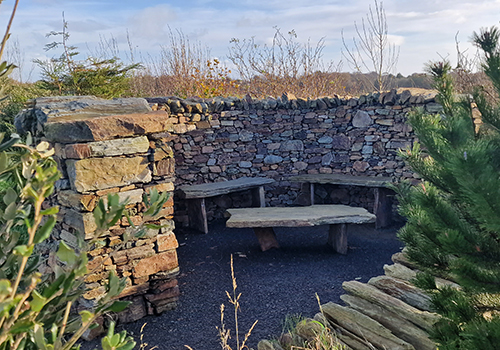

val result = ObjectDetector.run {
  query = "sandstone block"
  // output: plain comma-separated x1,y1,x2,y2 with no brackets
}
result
83,286,106,300
145,182,175,194
126,244,156,261
157,233,179,252
58,191,98,211
64,209,97,235
134,250,178,278
102,188,144,206
117,283,150,298
66,156,151,193
154,158,175,176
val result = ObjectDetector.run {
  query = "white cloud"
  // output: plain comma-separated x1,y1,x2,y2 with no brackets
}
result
127,5,177,38
4,0,500,81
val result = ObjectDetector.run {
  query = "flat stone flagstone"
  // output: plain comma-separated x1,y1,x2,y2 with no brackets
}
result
226,204,376,253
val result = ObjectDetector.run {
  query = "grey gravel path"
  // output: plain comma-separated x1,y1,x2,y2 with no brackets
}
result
84,220,403,350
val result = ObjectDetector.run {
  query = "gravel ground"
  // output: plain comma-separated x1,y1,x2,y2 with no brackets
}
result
83,220,403,350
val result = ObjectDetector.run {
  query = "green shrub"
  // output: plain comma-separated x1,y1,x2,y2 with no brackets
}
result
395,26,500,349
34,17,141,99
0,134,137,350
0,79,50,136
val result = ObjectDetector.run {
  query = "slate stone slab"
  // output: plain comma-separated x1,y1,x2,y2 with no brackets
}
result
226,204,375,228
44,111,175,143
179,177,275,199
289,173,393,188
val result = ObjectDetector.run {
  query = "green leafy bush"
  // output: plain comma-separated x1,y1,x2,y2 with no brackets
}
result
0,134,137,350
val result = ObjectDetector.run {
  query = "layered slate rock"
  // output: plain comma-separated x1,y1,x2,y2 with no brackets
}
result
367,275,432,311
342,281,440,331
14,96,152,137
260,251,442,350
289,173,393,188
178,177,275,199
321,302,415,350
341,295,437,350
64,136,150,158
44,111,176,143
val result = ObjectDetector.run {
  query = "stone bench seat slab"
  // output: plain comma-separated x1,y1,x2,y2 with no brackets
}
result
178,177,275,199
289,174,394,229
226,205,376,254
289,174,393,188
226,205,375,227
179,177,275,233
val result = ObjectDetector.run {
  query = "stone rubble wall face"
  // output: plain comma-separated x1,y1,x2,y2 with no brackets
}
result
53,133,180,323
146,91,438,226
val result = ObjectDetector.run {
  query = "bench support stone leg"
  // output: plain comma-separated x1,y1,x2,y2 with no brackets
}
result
186,198,208,234
328,223,348,254
253,227,280,251
250,186,266,207
310,183,316,205
298,182,315,205
374,188,393,229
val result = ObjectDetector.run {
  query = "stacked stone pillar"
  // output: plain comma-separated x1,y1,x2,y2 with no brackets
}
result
14,96,194,323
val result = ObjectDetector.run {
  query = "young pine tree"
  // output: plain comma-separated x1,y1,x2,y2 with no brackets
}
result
395,27,500,350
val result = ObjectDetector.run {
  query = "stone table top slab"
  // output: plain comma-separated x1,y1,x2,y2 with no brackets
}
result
226,204,376,228
178,177,275,199
289,173,394,188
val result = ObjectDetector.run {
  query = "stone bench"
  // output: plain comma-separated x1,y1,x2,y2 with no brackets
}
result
178,177,275,233
289,174,394,229
226,204,376,254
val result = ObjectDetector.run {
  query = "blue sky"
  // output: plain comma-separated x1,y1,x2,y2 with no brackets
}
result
2,0,500,81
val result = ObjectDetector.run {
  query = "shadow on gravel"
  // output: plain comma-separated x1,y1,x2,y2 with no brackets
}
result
83,220,403,350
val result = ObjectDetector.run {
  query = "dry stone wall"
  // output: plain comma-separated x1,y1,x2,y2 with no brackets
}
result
145,89,441,226
15,96,195,325
13,90,443,326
